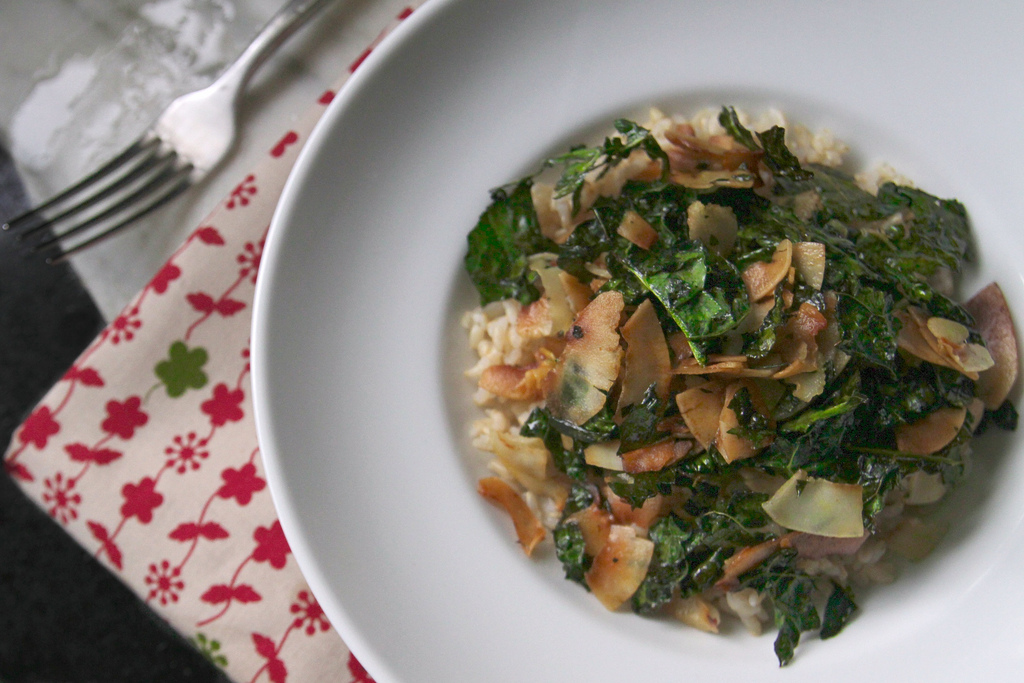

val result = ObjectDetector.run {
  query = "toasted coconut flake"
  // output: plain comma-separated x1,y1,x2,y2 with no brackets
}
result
670,169,754,190
605,487,664,529
663,129,762,175
686,201,738,256
667,332,694,362
673,356,776,378
478,350,557,402
528,253,575,334
895,406,967,455
478,477,546,556
619,299,672,408
489,430,568,506
896,308,954,364
735,296,777,335
567,504,614,556
791,242,826,290
741,239,793,301
896,307,993,380
778,302,828,363
902,470,946,506
559,271,593,316
547,291,625,425
617,210,659,250
531,182,570,244
714,537,783,591
516,298,553,340
584,440,625,471
762,471,864,538
675,381,727,449
927,317,969,345
562,291,624,392
547,376,607,427
786,367,827,402
716,382,766,463
621,440,691,474
956,343,996,374
673,595,721,633
585,525,655,611
771,358,818,380
965,282,1019,409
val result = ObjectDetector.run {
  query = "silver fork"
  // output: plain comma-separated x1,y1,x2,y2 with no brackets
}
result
2,0,339,263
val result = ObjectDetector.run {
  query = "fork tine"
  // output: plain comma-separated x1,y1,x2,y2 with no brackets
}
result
30,159,194,258
45,172,194,263
16,143,169,241
2,136,160,232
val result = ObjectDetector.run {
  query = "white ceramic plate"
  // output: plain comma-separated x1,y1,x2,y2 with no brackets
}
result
251,1,1024,680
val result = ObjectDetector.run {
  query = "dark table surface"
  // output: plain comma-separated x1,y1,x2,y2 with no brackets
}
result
0,145,229,682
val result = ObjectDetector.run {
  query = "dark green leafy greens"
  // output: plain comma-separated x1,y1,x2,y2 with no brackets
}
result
464,179,556,305
463,106,1017,667
546,118,670,214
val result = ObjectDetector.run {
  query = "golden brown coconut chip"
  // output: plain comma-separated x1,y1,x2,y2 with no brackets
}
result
477,477,546,557
546,291,625,425
895,406,967,456
616,210,659,250
478,350,557,402
620,439,692,474
619,298,672,409
585,524,655,611
675,381,727,449
896,307,994,380
742,239,793,301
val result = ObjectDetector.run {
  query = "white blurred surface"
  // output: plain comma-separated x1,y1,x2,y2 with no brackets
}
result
0,0,413,320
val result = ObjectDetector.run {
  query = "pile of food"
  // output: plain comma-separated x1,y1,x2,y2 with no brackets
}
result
460,106,1019,665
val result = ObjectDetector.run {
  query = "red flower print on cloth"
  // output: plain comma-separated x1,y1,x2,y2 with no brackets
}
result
42,472,81,524
237,239,264,283
187,292,247,318
65,442,123,465
146,559,185,606
252,521,291,569
64,365,104,387
108,305,142,344
194,225,226,245
165,432,211,473
270,131,299,158
87,521,124,570
252,633,288,683
101,396,149,439
201,582,262,607
169,521,230,543
201,383,245,427
227,175,257,209
150,262,182,294
121,477,164,523
348,653,376,683
290,591,330,636
216,462,266,505
18,406,60,449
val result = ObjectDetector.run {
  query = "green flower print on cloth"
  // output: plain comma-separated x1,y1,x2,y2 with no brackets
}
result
191,632,228,668
155,341,209,397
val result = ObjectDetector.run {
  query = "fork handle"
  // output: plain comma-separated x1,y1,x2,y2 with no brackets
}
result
219,0,340,95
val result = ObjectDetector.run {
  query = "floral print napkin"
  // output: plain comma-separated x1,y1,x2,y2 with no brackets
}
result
2,7,417,682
